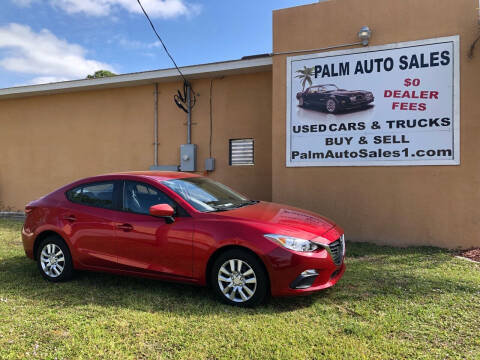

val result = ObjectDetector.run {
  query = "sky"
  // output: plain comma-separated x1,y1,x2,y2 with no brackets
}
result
0,0,315,88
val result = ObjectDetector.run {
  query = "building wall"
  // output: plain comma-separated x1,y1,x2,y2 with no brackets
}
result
0,71,272,210
272,0,480,248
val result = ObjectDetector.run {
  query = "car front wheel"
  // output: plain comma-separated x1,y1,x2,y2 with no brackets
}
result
211,249,268,307
326,99,337,113
37,236,73,282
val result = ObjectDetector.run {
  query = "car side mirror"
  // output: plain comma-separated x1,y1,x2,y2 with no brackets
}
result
149,204,175,224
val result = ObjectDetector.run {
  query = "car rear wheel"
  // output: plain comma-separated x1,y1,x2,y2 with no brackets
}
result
326,99,337,113
211,249,268,307
37,236,73,282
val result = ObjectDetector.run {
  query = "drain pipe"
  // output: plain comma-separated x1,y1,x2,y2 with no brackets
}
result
154,83,159,166
149,82,179,171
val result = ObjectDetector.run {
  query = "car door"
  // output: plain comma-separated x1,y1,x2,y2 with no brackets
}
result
62,181,121,269
303,87,314,105
311,87,325,107
113,180,194,280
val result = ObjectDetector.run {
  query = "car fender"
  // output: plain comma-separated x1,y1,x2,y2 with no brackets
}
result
31,223,71,260
192,219,276,285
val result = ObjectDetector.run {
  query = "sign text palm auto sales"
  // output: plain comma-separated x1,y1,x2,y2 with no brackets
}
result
286,37,459,167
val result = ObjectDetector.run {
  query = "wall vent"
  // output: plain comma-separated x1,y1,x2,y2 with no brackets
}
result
229,138,254,166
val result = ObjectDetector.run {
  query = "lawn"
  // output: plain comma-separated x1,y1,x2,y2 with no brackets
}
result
0,219,479,360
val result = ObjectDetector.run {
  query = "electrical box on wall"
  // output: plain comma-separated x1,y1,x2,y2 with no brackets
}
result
205,157,215,171
180,144,197,171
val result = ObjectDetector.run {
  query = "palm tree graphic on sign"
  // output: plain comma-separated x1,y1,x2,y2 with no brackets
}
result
295,66,314,91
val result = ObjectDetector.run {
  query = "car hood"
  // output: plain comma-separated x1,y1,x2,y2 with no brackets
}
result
213,201,336,239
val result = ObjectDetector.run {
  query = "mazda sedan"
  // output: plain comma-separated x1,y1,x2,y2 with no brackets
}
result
22,172,345,307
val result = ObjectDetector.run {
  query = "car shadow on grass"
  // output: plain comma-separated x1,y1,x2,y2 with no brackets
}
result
0,255,319,315
1,244,478,317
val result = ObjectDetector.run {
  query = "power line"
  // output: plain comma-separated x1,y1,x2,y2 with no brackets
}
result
136,0,188,84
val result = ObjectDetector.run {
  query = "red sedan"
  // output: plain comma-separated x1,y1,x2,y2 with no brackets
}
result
22,172,345,307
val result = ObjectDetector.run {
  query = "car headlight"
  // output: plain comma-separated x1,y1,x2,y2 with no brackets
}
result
264,234,319,252
349,96,356,102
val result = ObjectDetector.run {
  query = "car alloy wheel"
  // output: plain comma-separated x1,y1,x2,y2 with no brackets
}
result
40,243,65,278
218,259,257,303
37,236,73,282
326,99,337,113
211,249,268,307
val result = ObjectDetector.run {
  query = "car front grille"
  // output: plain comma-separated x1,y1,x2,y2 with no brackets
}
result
328,235,345,266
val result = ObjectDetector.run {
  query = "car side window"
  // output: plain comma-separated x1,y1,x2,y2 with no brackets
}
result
123,181,182,216
67,182,115,210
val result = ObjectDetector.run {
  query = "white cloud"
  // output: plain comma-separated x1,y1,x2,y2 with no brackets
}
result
52,0,111,16
50,0,201,18
30,76,72,84
113,35,161,50
0,23,114,85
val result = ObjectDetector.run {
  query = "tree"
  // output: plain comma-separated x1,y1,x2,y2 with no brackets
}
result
86,70,116,79
295,66,314,91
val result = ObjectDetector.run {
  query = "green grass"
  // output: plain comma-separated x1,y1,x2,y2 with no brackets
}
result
0,219,479,360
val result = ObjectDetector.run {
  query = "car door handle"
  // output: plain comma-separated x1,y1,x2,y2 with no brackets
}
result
117,223,134,232
63,215,76,222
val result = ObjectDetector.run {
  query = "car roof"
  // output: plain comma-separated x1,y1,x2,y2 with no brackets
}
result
101,171,201,181
41,171,203,203
65,171,202,188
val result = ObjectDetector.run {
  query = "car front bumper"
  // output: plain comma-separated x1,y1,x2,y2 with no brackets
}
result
264,226,346,297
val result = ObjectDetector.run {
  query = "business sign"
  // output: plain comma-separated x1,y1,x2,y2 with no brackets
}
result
286,36,460,167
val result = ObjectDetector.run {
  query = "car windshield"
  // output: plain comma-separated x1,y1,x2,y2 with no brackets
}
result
317,85,339,92
162,177,257,212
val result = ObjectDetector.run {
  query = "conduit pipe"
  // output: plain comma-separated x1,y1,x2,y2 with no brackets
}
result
186,82,192,144
271,42,365,56
271,27,371,56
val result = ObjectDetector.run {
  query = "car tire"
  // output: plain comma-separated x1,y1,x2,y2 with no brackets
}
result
36,235,73,282
326,98,337,113
211,249,268,307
